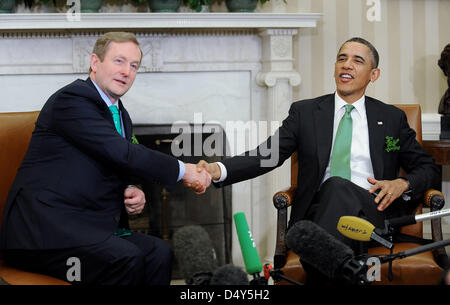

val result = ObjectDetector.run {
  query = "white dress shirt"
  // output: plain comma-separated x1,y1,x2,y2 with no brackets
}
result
322,92,374,190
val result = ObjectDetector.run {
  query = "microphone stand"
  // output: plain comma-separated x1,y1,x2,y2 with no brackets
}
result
378,238,450,264
263,263,303,285
249,273,268,285
268,269,303,285
342,239,450,285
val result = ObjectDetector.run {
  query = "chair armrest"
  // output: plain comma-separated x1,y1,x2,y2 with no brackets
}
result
423,189,445,210
273,186,297,209
423,189,448,268
272,186,297,269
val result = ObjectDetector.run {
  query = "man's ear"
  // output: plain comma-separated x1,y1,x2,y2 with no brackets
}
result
370,67,380,83
90,53,100,73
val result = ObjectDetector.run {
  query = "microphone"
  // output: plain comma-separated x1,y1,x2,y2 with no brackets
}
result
210,264,249,285
286,220,371,285
388,208,450,228
338,209,450,248
173,225,218,285
337,216,393,249
233,212,267,285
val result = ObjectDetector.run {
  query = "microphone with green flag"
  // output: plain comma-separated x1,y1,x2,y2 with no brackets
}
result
233,212,267,285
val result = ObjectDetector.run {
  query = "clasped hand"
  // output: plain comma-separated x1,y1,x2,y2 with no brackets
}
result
182,163,212,194
183,160,221,194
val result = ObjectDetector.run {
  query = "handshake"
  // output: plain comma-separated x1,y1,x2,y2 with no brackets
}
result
182,161,221,194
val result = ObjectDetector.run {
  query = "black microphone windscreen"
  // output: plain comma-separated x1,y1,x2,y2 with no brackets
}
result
210,264,250,285
173,225,218,284
286,220,354,279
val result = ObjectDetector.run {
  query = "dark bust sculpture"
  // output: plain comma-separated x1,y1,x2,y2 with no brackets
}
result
438,44,450,115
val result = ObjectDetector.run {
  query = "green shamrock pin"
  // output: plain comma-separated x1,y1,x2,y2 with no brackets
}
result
385,136,400,152
131,135,139,144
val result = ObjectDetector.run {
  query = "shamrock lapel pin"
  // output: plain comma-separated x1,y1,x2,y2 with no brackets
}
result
385,136,400,152
131,135,139,144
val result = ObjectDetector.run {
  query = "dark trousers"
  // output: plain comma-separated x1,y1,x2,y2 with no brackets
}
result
4,232,173,285
302,176,387,284
305,176,387,251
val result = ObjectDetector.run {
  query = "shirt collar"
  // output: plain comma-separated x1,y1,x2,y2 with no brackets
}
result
91,79,118,108
334,92,366,118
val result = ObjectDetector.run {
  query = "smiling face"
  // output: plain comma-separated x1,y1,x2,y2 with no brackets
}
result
89,41,142,103
334,41,380,103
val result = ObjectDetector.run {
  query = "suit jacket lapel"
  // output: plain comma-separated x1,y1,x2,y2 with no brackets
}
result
119,100,133,141
85,78,110,112
85,78,133,142
314,95,335,175
366,97,385,179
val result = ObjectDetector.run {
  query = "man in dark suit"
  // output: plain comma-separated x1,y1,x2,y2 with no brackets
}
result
0,32,210,284
195,37,439,254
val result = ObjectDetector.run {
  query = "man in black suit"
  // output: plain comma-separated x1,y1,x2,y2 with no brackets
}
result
195,37,439,253
0,32,210,284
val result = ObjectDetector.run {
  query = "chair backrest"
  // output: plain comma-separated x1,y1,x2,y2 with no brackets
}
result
290,104,424,237
0,111,39,228
393,104,423,237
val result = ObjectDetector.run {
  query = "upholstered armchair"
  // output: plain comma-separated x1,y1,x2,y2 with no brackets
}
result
0,111,69,285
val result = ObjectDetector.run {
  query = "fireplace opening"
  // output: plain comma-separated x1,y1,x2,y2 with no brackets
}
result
128,123,232,280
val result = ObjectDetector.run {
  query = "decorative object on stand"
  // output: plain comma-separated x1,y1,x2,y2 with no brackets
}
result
225,0,281,12
79,0,103,13
0,0,15,13
24,0,55,10
183,0,211,12
147,0,181,12
22,0,102,13
225,0,257,12
438,44,450,140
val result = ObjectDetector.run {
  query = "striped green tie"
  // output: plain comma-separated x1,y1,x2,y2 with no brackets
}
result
109,105,122,136
330,104,355,180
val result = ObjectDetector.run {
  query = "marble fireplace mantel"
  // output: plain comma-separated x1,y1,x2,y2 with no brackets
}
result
0,13,321,30
0,12,321,267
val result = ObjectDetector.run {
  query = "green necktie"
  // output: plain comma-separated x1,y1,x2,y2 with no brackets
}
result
109,105,122,136
109,105,131,237
330,104,355,180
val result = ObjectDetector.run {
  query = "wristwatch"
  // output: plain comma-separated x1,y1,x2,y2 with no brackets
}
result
399,177,413,201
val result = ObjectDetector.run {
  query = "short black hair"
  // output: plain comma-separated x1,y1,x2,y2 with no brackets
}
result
339,37,379,68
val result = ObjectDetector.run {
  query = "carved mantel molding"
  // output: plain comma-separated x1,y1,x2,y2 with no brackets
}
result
0,13,321,31
0,13,321,76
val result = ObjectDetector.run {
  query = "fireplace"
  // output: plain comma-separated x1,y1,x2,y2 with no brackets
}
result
128,123,232,279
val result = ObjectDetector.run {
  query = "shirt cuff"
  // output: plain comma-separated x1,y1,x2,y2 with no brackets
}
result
177,160,185,182
214,162,227,183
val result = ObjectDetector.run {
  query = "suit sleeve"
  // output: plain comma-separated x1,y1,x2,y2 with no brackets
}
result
398,111,440,200
220,103,300,186
50,91,180,187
